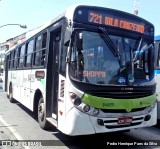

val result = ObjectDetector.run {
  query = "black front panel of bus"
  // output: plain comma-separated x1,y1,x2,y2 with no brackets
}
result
70,79,156,99
73,6,154,37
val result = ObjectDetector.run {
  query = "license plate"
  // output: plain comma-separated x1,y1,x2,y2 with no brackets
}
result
118,117,132,124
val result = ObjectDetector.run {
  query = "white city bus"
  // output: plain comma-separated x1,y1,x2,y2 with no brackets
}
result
4,5,157,136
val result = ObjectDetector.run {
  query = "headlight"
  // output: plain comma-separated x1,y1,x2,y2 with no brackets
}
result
93,108,99,116
82,104,90,112
146,106,152,113
70,92,99,116
73,98,81,106
146,102,156,113
151,102,156,108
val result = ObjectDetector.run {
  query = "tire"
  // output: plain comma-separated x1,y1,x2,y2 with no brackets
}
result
9,84,15,103
38,96,50,130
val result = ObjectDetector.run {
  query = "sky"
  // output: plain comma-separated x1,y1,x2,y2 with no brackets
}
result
0,0,159,43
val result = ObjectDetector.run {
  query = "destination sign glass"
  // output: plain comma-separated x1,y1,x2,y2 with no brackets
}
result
74,6,154,37
88,11,144,33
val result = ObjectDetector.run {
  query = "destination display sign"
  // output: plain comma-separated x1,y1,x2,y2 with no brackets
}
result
88,11,145,34
74,6,154,37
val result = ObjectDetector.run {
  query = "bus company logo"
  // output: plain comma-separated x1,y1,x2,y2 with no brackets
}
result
102,102,114,107
121,87,133,91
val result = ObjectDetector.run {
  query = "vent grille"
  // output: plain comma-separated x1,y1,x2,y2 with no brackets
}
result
60,80,65,97
101,107,146,113
103,117,143,129
105,122,142,129
87,90,152,99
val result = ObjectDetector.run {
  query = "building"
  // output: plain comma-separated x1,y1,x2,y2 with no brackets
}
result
0,32,26,72
0,44,8,72
0,25,44,72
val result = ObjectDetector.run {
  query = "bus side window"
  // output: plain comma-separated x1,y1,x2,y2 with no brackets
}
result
33,32,47,67
9,51,14,69
10,50,15,69
18,44,25,68
8,53,12,69
14,48,18,69
41,32,47,66
17,48,20,69
25,39,34,68
34,35,42,66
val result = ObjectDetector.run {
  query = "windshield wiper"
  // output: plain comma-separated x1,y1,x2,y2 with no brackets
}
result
133,37,143,62
98,27,120,57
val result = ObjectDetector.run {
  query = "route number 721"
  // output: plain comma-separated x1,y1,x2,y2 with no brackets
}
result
89,12,102,24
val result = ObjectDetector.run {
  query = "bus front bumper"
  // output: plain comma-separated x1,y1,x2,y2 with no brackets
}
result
60,105,157,136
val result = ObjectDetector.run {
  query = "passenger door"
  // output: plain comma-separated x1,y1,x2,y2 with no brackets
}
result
46,28,61,119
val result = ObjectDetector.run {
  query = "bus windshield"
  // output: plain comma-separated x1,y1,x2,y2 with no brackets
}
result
69,30,153,85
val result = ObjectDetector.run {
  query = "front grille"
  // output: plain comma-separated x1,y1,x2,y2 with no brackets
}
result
89,90,152,99
105,122,142,129
101,107,146,113
103,116,144,129
104,117,143,123
71,78,156,99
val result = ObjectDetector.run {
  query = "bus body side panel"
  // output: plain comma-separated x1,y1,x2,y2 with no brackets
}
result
155,73,160,120
57,75,67,130
18,70,23,102
8,70,21,102
11,70,23,104
11,70,17,99
30,69,46,111
22,69,31,108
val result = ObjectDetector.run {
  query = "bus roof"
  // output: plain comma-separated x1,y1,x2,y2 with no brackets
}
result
26,5,154,39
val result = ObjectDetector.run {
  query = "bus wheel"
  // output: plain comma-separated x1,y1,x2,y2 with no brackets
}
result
9,84,15,103
38,96,50,130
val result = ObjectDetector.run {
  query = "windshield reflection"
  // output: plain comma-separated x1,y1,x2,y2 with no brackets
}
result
69,30,153,85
